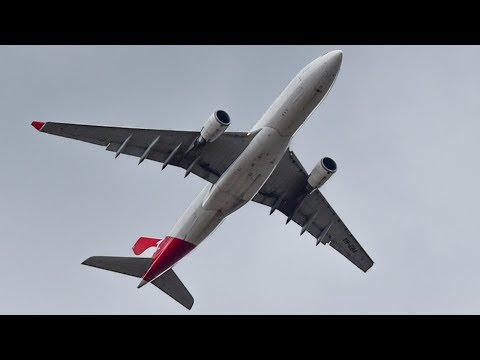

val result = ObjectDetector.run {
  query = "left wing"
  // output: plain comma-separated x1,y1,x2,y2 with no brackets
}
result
252,150,374,272
32,121,256,184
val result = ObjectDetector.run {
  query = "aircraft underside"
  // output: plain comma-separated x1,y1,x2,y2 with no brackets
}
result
32,50,374,310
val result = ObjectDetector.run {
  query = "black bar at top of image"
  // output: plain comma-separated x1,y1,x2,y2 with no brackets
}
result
0,31,479,45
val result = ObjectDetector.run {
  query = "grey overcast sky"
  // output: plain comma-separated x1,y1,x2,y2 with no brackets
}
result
1,45,479,314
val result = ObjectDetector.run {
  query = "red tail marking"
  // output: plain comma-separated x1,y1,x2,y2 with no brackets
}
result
132,237,161,256
31,121,46,131
140,237,195,284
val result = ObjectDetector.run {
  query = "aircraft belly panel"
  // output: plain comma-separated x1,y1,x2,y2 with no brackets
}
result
203,127,290,212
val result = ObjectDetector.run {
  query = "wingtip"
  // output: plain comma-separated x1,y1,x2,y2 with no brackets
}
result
81,257,95,266
185,300,194,310
31,121,46,131
364,262,375,273
82,256,105,267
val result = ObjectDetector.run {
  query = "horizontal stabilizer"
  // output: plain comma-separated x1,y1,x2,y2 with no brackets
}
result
82,256,152,277
132,237,161,255
82,256,194,310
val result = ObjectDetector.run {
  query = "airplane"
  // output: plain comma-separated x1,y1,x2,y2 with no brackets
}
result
31,50,374,310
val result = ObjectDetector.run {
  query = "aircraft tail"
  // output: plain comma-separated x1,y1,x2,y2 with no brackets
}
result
82,256,194,310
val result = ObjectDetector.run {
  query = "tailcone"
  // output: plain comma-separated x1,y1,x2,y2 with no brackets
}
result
137,279,149,288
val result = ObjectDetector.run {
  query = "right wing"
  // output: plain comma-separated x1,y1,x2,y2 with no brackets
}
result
253,150,374,272
33,121,257,184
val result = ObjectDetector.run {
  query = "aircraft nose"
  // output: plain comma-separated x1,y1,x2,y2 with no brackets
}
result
324,50,343,73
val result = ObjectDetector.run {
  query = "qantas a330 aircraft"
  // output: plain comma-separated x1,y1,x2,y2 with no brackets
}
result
32,50,373,309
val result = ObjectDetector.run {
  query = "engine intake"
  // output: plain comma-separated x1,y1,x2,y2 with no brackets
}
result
199,110,231,143
307,157,337,190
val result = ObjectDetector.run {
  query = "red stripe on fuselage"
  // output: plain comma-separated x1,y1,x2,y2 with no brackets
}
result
141,237,195,283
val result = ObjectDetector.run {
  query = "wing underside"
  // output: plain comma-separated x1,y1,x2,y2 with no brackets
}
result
35,121,256,184
34,121,373,271
253,150,374,272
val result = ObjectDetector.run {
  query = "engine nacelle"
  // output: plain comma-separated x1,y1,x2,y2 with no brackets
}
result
307,157,337,190
199,110,231,143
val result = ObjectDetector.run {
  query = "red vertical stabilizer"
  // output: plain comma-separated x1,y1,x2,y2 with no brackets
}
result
138,237,196,287
132,237,161,256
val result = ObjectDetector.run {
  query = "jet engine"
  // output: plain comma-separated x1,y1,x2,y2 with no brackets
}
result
199,110,231,144
307,157,337,190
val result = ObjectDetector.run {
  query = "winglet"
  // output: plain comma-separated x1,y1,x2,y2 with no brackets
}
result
31,121,46,131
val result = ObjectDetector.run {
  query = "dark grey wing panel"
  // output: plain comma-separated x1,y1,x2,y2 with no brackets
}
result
82,256,152,277
152,269,194,310
39,122,256,184
82,256,194,309
253,150,374,272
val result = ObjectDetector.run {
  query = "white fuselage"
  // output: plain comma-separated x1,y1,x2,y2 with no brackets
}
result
168,51,343,247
